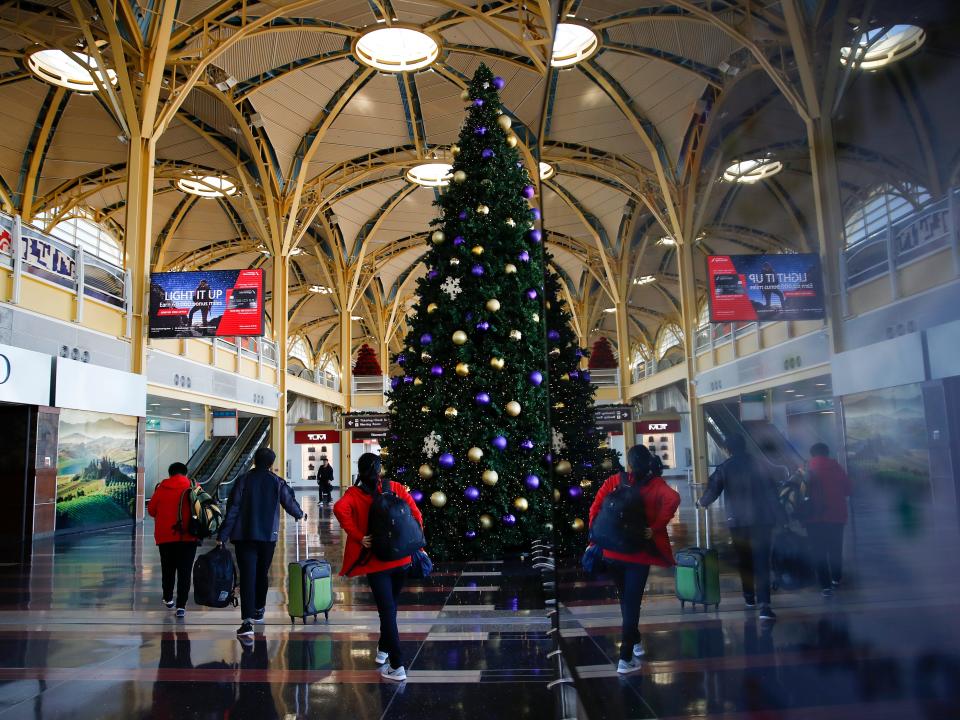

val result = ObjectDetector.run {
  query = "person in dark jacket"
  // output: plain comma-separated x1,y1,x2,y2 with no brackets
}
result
589,445,680,674
147,462,199,617
698,434,785,621
805,443,853,596
317,457,334,505
217,447,304,638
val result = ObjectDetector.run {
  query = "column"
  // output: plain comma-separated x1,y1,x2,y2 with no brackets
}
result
271,254,289,474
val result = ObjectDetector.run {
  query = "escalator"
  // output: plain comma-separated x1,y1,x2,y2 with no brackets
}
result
703,401,803,478
186,435,230,480
191,420,254,486
204,417,272,500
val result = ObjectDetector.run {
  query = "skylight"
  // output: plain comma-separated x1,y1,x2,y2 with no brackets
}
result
175,174,238,198
355,27,439,73
841,25,925,70
309,285,333,294
406,162,453,187
633,275,656,285
723,158,783,184
27,49,118,92
551,24,599,68
539,162,555,180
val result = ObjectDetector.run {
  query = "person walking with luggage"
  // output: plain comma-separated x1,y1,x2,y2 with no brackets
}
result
217,447,305,638
147,462,200,618
334,453,423,682
698,434,786,621
804,443,852,596
589,445,680,674
317,457,334,505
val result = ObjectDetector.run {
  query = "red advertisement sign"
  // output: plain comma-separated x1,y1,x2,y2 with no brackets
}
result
636,420,681,434
149,269,265,339
707,253,824,322
294,430,340,444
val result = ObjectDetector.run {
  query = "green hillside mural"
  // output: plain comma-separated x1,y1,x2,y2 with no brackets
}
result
56,410,138,531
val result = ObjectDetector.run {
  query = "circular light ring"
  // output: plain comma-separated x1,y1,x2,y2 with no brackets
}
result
551,23,600,68
723,158,783,184
406,162,453,187
841,25,925,70
27,49,118,92
175,174,238,198
539,162,555,180
354,27,440,73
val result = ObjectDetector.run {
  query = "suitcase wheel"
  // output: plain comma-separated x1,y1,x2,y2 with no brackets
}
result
324,611,329,621
289,616,294,623
313,614,318,622
680,600,685,609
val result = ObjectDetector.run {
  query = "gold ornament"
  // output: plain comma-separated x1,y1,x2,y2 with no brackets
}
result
532,313,539,322
451,143,461,155
513,497,528,512
506,134,518,148
555,459,572,475
505,218,516,227
561,373,570,381
505,400,521,417
572,518,585,531
421,405,430,413
460,89,471,102
453,170,467,183
430,491,448,508
485,298,501,312
467,447,483,462
549,348,561,356
482,469,499,486
471,245,484,256
414,378,423,386
455,362,470,376
431,230,445,244
452,330,468,345
602,458,614,470
497,114,512,131
419,464,434,479
509,329,522,341
477,204,489,215
490,357,505,370
449,258,460,266
504,263,517,274
379,446,389,456
553,489,561,502
553,401,566,409
427,303,438,314
546,301,552,309
479,514,493,529
445,406,458,419
421,351,431,361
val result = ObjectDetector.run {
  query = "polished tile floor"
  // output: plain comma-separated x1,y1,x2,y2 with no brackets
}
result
1,486,958,719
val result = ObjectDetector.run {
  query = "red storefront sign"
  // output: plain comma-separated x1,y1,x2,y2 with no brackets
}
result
294,430,340,444
635,419,681,434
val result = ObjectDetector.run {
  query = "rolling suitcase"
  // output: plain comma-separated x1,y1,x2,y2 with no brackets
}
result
287,519,334,623
675,505,721,611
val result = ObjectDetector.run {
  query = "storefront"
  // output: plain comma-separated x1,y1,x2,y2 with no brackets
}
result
635,418,683,471
291,427,341,488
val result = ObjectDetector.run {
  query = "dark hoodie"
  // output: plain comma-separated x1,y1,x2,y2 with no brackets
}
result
218,467,303,543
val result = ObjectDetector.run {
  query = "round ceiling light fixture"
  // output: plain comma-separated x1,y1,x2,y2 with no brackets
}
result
723,158,783,184
841,25,925,70
175,173,238,198
27,48,118,92
539,162,555,180
355,27,439,73
551,23,599,68
406,162,453,187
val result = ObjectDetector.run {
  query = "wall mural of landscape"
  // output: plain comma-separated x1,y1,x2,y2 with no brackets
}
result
56,409,138,531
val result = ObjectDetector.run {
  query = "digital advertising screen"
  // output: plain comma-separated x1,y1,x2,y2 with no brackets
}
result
148,269,265,339
707,253,825,322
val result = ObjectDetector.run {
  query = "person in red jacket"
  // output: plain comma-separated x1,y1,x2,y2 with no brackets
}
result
334,452,423,682
589,445,681,674
147,462,200,617
805,443,853,596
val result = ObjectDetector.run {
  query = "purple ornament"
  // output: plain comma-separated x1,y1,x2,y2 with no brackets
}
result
530,207,542,220
568,486,583,499
582,371,591,382
465,312,474,321
481,148,494,160
475,125,487,136
529,370,543,386
465,530,477,539
525,288,538,300
502,513,517,526
528,228,542,243
545,452,553,464
584,462,593,468
390,377,401,390
476,320,490,331
420,333,433,345
493,76,505,90
464,486,480,501
458,211,468,220
428,270,439,279
411,490,424,503
522,185,535,199
471,263,485,277
575,349,583,358
430,364,443,377
475,392,491,406
547,330,560,342
569,370,579,379
474,98,484,107
403,376,414,384
397,353,407,366
518,250,530,263
454,235,465,246
439,453,455,469
520,439,534,451
525,474,541,490
492,435,508,451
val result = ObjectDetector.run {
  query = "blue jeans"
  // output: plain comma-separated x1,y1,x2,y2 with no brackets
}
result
366,566,407,668
610,563,651,661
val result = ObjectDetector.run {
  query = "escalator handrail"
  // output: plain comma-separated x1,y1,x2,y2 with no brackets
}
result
208,418,271,500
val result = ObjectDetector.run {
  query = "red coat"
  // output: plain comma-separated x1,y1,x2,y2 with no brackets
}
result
589,474,681,567
807,456,852,524
334,481,423,577
147,474,199,545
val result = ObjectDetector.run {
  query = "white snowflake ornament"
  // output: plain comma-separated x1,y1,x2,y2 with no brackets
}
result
441,276,462,300
423,431,442,458
551,428,567,453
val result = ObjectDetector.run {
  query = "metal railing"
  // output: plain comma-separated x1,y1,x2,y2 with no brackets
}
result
352,374,388,394
287,365,340,390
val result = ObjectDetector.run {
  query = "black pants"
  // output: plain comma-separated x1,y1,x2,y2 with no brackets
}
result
807,523,844,588
158,541,198,608
730,526,773,605
366,566,407,669
610,563,651,661
234,541,276,621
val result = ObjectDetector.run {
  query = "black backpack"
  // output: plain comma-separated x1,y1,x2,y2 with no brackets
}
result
193,545,238,608
368,481,425,561
590,473,650,554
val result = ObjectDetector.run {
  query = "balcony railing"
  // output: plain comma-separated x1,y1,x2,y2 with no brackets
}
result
353,374,388,394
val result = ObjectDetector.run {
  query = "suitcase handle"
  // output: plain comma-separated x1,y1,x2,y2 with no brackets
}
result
296,517,308,561
694,503,711,549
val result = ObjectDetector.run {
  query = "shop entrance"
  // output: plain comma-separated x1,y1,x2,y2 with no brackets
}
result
0,404,36,563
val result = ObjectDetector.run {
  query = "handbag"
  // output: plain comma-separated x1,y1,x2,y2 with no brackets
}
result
408,549,433,579
581,543,604,575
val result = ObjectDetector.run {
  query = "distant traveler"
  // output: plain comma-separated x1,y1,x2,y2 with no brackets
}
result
188,279,214,327
317,457,334,505
147,462,200,618
698,434,786,621
589,445,680,674
804,443,853,596
334,453,423,682
217,447,305,638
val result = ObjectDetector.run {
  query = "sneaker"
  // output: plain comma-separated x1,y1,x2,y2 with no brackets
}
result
821,588,834,598
175,608,186,618
381,665,407,682
163,599,175,609
744,595,757,609
632,642,645,658
236,621,255,637
617,658,643,675
375,650,390,665
831,579,841,588
759,605,777,621
237,635,254,649
253,608,265,623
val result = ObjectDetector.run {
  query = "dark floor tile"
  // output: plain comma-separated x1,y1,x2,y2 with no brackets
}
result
410,639,551,671
382,682,553,720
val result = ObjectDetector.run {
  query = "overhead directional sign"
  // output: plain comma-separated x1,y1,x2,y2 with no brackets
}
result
594,404,634,425
342,413,391,431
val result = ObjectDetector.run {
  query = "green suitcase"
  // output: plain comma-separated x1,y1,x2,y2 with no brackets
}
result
288,520,334,623
675,506,721,611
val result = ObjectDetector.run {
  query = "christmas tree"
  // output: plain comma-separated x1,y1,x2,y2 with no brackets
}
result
588,336,617,369
354,343,383,376
543,265,622,556
384,64,550,560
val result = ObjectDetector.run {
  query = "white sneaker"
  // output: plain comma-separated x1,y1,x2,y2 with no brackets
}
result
381,665,406,682
632,642,645,658
375,650,389,665
617,658,643,675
